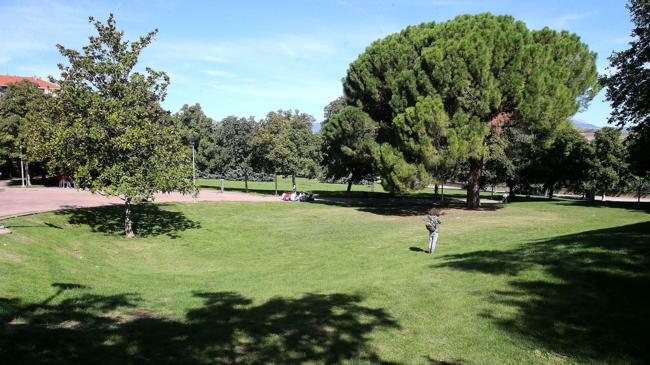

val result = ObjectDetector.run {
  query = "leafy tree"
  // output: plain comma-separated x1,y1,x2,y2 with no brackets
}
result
321,106,377,192
323,96,347,121
482,131,516,197
0,80,50,184
46,14,192,237
212,116,257,192
626,130,650,176
251,110,320,194
584,127,628,200
534,124,593,199
343,13,599,208
173,103,215,174
602,0,650,175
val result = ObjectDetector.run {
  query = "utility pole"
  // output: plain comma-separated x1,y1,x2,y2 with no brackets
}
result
19,147,25,188
191,137,197,200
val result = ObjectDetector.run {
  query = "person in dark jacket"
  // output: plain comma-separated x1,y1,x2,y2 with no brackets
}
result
425,208,444,254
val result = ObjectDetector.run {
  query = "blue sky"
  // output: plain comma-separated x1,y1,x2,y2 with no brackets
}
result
0,0,635,128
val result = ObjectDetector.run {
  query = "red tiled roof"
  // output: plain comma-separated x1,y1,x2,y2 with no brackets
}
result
0,75,59,89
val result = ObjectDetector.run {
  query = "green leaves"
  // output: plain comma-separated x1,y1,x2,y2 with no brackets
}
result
321,105,377,185
212,115,257,177
0,80,50,163
251,110,320,178
586,127,628,197
45,14,192,204
602,0,650,176
343,13,599,199
173,103,215,173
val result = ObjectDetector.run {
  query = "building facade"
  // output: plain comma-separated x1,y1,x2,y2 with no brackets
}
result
0,75,59,97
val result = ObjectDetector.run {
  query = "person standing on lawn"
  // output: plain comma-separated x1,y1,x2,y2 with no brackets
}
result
425,208,443,254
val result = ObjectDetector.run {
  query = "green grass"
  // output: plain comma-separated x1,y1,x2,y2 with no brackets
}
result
198,176,382,196
1,198,649,364
198,176,499,200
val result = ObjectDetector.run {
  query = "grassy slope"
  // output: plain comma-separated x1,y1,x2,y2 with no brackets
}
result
0,199,648,364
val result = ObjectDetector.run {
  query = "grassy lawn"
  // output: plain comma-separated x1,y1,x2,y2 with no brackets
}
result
1,198,648,364
197,176,500,200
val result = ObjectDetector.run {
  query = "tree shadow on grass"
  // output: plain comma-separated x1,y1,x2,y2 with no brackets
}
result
1,285,399,365
56,203,200,238
436,221,650,364
551,199,650,212
310,197,502,217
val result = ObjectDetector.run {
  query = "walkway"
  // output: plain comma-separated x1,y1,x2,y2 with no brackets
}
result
0,186,278,219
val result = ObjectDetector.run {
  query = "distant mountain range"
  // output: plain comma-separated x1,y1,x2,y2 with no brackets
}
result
572,119,600,130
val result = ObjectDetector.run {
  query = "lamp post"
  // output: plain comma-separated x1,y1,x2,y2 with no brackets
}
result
19,146,25,188
190,136,198,199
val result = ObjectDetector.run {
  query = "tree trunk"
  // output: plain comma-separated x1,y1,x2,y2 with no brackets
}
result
434,184,439,198
638,185,642,203
291,174,296,191
547,182,555,200
244,171,249,193
25,162,31,187
347,178,353,193
274,173,278,196
220,178,224,193
441,181,445,201
124,198,135,238
491,185,495,199
602,193,605,201
466,158,483,209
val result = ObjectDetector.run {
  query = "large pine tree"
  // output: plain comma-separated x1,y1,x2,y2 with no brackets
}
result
343,13,599,208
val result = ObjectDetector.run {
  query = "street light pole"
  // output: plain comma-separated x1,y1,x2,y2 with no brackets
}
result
19,146,25,188
190,136,198,200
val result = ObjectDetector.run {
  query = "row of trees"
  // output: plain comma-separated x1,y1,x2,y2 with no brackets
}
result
482,122,643,201
174,105,320,195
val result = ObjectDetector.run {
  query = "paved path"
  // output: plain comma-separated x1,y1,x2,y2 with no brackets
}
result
0,186,278,219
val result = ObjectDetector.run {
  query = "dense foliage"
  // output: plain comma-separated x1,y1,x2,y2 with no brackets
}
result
173,103,215,174
45,14,193,236
602,0,650,176
212,116,258,191
320,106,377,191
0,80,50,183
583,127,629,200
343,13,599,207
251,110,321,192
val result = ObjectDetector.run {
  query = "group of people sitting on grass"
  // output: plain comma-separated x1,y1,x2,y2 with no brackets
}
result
281,190,314,202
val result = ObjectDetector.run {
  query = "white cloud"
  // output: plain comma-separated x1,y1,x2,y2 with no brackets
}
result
200,55,228,63
551,11,597,28
203,69,236,78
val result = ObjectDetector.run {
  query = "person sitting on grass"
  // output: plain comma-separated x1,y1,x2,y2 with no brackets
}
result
425,208,444,254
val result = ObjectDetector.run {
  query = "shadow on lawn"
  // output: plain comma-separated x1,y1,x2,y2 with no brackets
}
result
552,199,650,212
437,221,650,363
0,284,399,365
310,198,502,217
56,204,200,238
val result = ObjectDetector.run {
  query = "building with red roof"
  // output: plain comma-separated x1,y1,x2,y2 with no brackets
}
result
0,75,60,96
